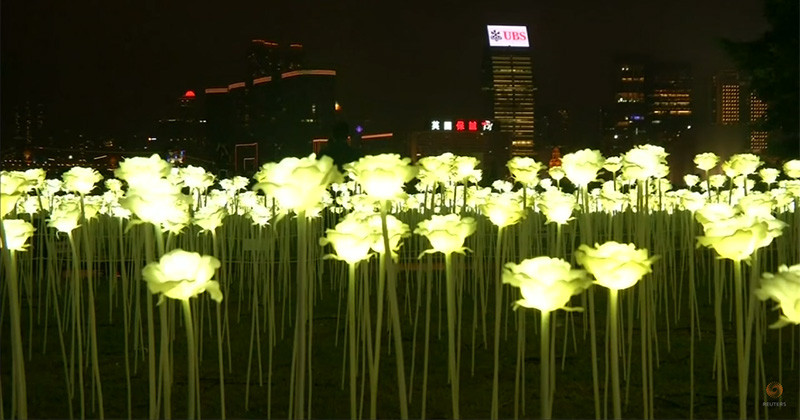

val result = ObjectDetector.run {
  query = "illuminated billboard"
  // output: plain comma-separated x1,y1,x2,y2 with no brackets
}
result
486,25,529,47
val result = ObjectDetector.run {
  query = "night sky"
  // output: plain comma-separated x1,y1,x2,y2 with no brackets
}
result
2,0,769,142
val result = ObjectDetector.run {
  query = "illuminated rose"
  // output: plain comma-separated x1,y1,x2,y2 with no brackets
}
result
62,167,103,195
180,165,216,192
599,189,628,213
142,249,222,303
678,191,706,213
114,154,172,188
548,166,565,183
253,154,343,214
479,192,525,228
120,178,192,232
366,212,411,257
538,190,577,225
219,176,250,192
502,257,591,312
23,168,46,191
453,155,482,184
344,154,417,201
783,159,800,179
696,215,770,261
319,212,379,264
759,168,780,186
1,219,35,251
709,174,727,189
416,153,455,188
621,144,669,181
414,214,477,255
684,174,700,188
561,149,605,187
737,192,775,219
193,203,227,233
575,241,658,290
48,197,83,233
603,156,623,174
756,264,800,327
507,156,545,187
694,152,719,172
726,153,762,176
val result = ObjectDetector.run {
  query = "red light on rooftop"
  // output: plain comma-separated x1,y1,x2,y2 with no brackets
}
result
184,90,196,98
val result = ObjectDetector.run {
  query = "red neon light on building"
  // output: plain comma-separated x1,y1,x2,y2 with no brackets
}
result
468,120,478,131
456,120,465,131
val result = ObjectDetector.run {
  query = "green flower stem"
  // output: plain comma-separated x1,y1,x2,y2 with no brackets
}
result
420,255,433,419
491,226,505,420
181,300,197,420
608,289,621,420
687,213,696,420
713,259,724,420
290,212,309,420
370,249,386,420
444,252,460,419
4,247,28,420
212,231,227,420
733,260,746,420
380,202,409,419
67,232,86,420
540,310,551,420
348,262,358,420
144,229,157,420
579,186,601,420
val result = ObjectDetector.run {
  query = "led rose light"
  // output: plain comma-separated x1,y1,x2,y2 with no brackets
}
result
576,241,657,419
344,153,418,201
694,152,719,172
253,153,342,215
538,189,577,225
415,213,477,419
576,241,657,291
621,144,669,182
480,192,526,228
756,264,800,328
62,167,103,196
142,249,222,420
561,149,605,187
502,257,592,418
115,154,172,188
502,257,590,312
507,156,545,187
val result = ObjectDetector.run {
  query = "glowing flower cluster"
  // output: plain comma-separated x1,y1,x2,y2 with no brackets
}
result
502,256,591,312
507,156,545,187
142,249,222,303
62,167,103,195
695,202,786,261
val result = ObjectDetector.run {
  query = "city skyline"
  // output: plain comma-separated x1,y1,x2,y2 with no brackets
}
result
2,0,769,143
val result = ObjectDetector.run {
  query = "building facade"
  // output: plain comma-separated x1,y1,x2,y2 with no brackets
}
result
603,56,693,156
482,25,536,158
711,70,768,154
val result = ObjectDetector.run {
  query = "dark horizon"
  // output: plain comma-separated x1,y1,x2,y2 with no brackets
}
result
1,0,769,142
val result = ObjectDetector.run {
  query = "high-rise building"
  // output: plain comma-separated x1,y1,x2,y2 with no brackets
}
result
246,39,305,80
604,56,693,156
604,55,650,155
711,70,768,154
482,25,535,158
205,41,336,172
648,62,692,147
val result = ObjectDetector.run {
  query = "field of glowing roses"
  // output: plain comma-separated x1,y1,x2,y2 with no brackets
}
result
1,146,800,420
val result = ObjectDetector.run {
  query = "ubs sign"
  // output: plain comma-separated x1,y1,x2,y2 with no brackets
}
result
486,25,530,48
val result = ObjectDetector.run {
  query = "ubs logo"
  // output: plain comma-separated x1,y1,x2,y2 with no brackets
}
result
490,30,502,42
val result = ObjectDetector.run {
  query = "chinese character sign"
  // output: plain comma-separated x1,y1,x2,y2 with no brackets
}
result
431,120,441,130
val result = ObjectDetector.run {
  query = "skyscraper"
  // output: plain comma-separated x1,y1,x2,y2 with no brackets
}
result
482,25,535,157
711,70,768,154
604,55,649,155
